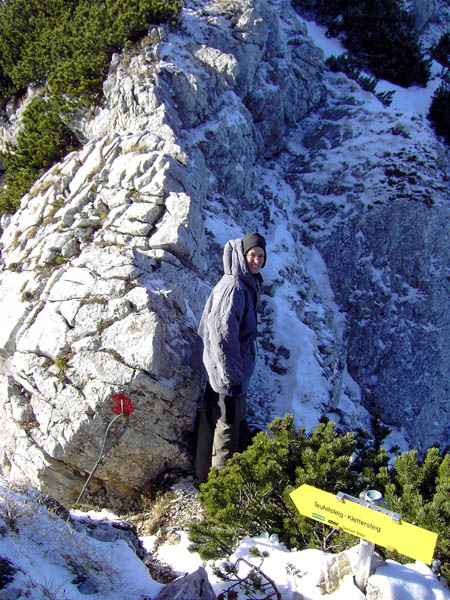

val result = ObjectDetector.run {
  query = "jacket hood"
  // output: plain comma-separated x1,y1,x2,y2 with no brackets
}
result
223,238,257,288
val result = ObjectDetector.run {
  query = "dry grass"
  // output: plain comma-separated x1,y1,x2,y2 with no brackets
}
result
0,481,40,533
0,480,148,598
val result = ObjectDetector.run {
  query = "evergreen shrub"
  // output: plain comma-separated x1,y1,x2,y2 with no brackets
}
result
189,415,449,580
292,0,431,87
0,96,80,214
433,32,450,68
0,0,182,214
428,81,450,143
325,53,394,106
0,0,182,107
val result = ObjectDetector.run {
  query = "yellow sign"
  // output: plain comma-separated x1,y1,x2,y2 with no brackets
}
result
289,484,438,565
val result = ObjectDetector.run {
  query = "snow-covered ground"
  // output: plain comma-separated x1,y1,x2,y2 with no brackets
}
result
153,529,450,600
302,17,445,117
1,480,448,600
203,11,449,453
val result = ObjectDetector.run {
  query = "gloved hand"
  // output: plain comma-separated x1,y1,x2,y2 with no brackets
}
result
225,383,243,397
218,384,242,424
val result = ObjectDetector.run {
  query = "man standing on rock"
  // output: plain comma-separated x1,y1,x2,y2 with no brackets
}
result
194,232,266,484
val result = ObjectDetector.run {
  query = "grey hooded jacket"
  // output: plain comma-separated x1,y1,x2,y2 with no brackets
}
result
198,237,262,396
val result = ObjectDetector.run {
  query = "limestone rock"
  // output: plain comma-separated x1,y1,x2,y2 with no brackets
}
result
70,512,147,560
0,0,448,508
0,0,324,507
323,545,385,595
154,567,216,600
268,66,450,452
410,0,440,32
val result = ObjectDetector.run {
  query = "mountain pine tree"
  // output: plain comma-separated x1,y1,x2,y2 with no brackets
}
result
189,416,385,559
428,80,450,143
0,96,80,214
189,415,449,580
0,0,182,213
433,32,450,68
292,0,431,87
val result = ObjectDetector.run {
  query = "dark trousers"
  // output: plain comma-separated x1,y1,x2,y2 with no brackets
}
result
194,382,246,484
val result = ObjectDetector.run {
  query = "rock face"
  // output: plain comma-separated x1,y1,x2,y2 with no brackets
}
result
410,0,440,32
154,567,216,600
0,0,449,507
0,0,324,506
276,74,450,453
323,199,449,451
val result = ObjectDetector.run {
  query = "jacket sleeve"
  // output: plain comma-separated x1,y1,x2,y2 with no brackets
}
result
207,282,246,391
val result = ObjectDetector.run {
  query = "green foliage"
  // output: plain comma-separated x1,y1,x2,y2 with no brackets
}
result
292,0,341,20
189,415,386,559
0,0,182,214
0,164,35,215
428,80,450,143
6,96,79,171
0,0,71,103
433,32,450,68
189,414,449,580
0,96,80,214
0,0,182,107
0,61,15,103
326,54,376,90
293,0,431,87
342,1,431,87
48,0,182,109
382,449,450,575
325,53,395,106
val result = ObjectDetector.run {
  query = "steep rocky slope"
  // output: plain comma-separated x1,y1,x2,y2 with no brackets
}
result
0,0,324,506
0,0,448,506
255,70,449,452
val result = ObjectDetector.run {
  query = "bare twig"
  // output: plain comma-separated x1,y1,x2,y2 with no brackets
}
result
216,554,282,600
75,394,134,505
75,414,125,505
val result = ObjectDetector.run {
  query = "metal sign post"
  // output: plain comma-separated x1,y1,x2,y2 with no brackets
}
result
355,538,375,593
351,490,391,593
334,489,400,593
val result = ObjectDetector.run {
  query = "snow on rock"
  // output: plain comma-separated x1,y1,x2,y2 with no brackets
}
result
0,0,324,507
0,0,448,510
154,528,450,600
268,65,450,452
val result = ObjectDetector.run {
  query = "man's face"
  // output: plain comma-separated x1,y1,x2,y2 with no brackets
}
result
245,246,265,275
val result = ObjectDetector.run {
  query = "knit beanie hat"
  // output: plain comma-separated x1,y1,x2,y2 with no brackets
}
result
242,232,266,267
